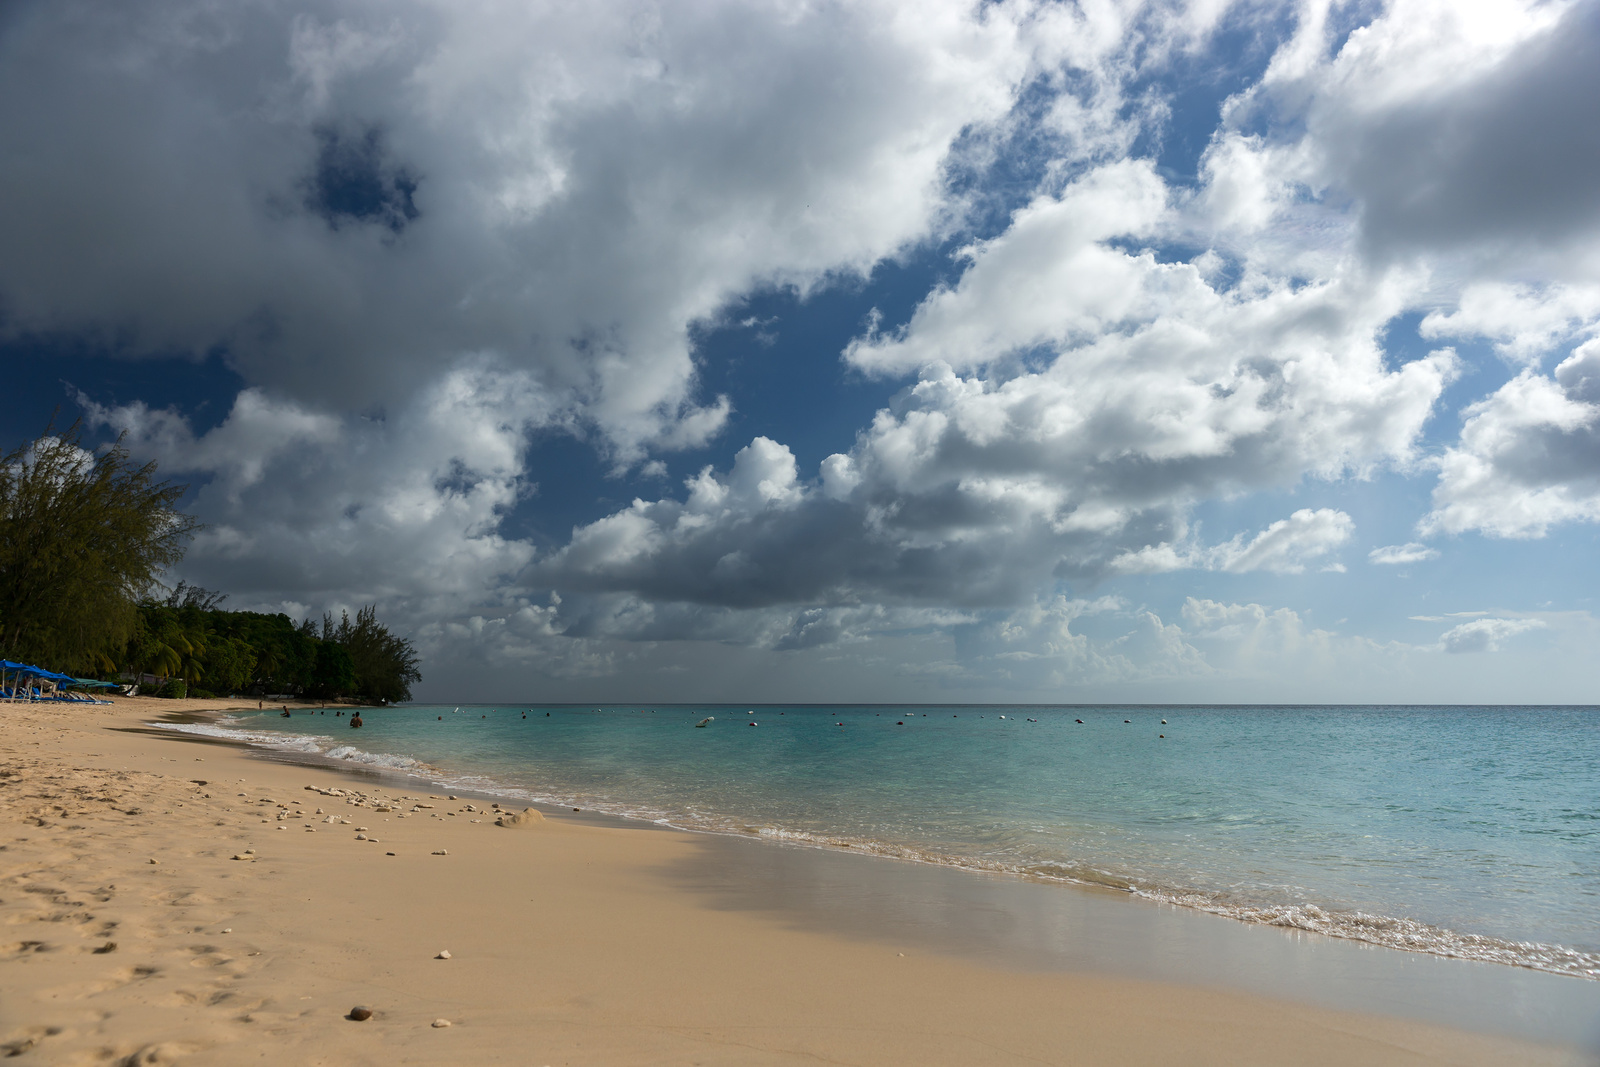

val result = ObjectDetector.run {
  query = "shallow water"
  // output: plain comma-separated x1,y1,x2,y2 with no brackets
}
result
172,703,1600,979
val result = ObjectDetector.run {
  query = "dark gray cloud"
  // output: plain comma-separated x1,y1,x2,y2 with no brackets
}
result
1340,2,1600,257
0,0,1032,457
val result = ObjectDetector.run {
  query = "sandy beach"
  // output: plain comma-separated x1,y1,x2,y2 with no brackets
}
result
0,697,1579,1066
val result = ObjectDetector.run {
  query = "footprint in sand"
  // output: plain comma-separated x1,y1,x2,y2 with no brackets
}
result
0,1025,64,1058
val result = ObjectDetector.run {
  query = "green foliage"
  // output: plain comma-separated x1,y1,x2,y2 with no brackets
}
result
0,426,422,701
122,597,420,702
152,678,188,699
0,422,200,673
308,641,357,698
322,605,422,703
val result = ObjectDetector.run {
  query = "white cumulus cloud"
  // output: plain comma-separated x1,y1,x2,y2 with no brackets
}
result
1368,542,1439,565
1438,617,1545,654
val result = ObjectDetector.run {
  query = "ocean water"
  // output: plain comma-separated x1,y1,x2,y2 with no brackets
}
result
168,703,1600,979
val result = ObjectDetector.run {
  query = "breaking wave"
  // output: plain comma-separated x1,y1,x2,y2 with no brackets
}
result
154,719,432,773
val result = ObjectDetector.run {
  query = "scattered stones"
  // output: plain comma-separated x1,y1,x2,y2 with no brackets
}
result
432,1018,451,1028
147,858,159,865
231,854,254,861
354,834,367,841
347,1006,373,1022
431,850,448,856
355,826,369,832
435,949,451,959
93,941,117,953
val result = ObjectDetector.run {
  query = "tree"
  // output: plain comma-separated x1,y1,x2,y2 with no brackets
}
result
307,641,357,698
0,422,200,673
163,580,227,611
325,605,421,702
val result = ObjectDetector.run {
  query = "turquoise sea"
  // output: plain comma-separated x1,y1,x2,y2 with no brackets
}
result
167,703,1600,979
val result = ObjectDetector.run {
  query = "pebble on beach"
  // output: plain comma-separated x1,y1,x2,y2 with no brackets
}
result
348,1006,373,1021
435,949,452,959
432,849,448,856
432,1018,452,1028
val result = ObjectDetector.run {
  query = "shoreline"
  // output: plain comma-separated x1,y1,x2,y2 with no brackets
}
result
153,701,1600,1048
180,701,1600,985
0,697,1589,1064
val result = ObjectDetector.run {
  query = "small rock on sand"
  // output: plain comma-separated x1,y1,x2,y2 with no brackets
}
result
431,849,448,856
354,834,368,841
435,949,451,959
494,808,544,828
432,1018,452,1028
348,1006,373,1021
231,854,254,861
147,858,159,865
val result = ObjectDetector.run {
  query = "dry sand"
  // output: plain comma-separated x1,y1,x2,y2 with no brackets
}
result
0,697,1578,1066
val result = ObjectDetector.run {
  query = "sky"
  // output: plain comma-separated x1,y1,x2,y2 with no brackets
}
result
4,0,1600,704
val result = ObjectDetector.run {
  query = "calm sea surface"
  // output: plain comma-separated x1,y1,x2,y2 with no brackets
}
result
173,704,1600,978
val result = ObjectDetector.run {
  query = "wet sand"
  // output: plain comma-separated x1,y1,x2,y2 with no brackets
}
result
0,696,1585,1065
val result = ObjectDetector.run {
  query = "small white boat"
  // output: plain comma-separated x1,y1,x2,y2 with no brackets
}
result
695,716,714,728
